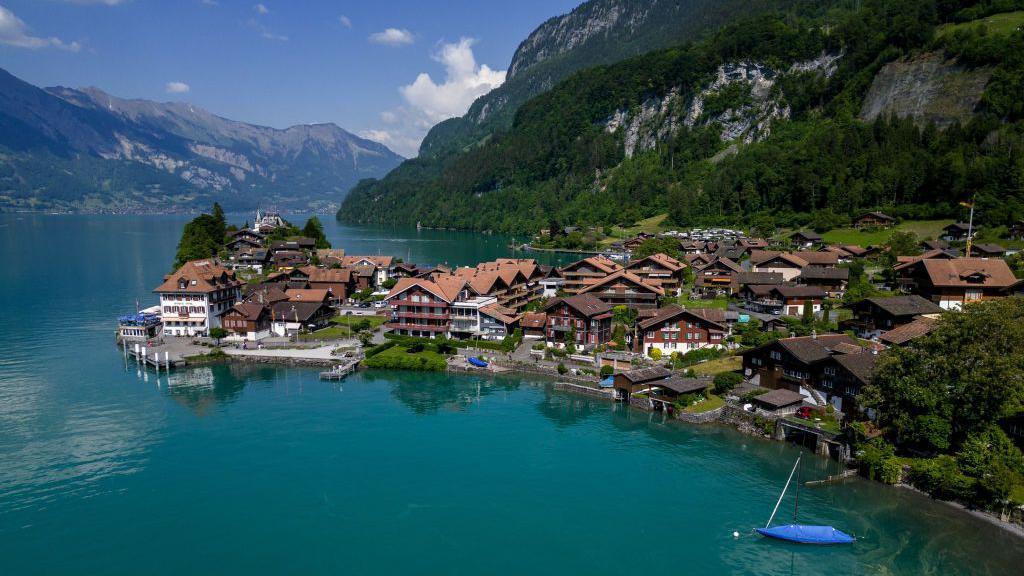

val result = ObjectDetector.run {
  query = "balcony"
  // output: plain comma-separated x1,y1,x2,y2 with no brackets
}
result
389,298,446,307
385,322,450,332
394,311,450,321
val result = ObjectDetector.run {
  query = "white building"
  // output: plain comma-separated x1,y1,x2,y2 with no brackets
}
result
154,260,243,337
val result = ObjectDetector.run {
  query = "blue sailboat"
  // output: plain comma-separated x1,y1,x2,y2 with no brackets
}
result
755,454,855,545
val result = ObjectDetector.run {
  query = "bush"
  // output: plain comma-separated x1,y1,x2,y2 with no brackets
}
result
713,372,743,394
649,347,662,361
858,439,902,485
407,342,425,353
557,363,568,375
365,341,397,358
909,456,973,501
600,365,614,377
672,347,727,369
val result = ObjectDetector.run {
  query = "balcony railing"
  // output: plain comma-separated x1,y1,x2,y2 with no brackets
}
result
394,311,450,321
386,322,450,332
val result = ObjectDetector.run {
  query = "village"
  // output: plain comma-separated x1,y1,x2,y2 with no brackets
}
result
118,210,1024,460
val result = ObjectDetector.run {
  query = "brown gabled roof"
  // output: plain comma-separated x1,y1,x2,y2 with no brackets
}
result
865,295,942,317
269,301,330,323
521,312,547,329
894,249,957,270
797,267,850,281
750,250,805,267
637,304,727,331
480,303,519,325
855,211,895,222
227,302,268,321
919,258,1018,288
879,316,939,345
754,388,805,408
627,252,686,272
833,351,878,385
659,376,713,395
699,257,743,273
285,288,330,303
386,276,466,303
154,259,242,294
736,271,784,286
561,255,622,274
306,267,353,284
770,334,858,364
245,285,290,305
579,270,665,296
773,285,827,299
686,253,714,266
544,294,613,318
618,365,672,384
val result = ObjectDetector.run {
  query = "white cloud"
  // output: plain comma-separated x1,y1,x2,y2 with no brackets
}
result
399,38,505,124
338,15,351,28
0,6,81,51
361,39,505,157
165,81,190,94
369,28,413,46
253,3,269,15
261,31,287,41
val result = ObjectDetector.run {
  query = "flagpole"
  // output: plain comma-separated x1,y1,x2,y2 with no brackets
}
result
966,198,975,258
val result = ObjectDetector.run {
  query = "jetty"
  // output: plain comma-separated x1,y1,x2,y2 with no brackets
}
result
319,357,361,380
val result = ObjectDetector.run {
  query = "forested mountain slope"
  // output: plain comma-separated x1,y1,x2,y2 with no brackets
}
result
339,0,1024,233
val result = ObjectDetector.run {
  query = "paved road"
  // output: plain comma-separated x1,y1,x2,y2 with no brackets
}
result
224,344,348,360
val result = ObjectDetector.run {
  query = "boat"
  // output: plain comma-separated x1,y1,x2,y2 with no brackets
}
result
754,454,855,545
467,357,488,368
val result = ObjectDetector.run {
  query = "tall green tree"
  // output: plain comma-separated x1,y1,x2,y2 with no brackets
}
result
173,204,227,269
302,216,331,249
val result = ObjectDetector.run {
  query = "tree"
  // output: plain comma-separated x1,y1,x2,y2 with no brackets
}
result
302,216,331,249
632,237,682,260
208,327,227,344
713,372,743,394
863,298,1024,453
886,230,920,258
173,204,227,269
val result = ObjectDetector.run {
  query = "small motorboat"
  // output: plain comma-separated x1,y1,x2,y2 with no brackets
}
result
467,357,488,368
755,454,854,545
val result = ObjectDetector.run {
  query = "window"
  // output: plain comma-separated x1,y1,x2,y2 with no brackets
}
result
770,351,782,361
647,331,654,339
824,367,836,376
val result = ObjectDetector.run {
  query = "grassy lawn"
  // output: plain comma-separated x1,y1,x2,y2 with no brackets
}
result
821,219,953,247
683,393,726,413
362,345,447,371
937,11,1024,38
599,213,670,246
676,295,729,309
787,414,842,435
1011,483,1024,506
690,355,741,376
299,315,387,341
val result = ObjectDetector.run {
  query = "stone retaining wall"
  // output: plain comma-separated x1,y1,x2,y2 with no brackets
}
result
673,406,725,424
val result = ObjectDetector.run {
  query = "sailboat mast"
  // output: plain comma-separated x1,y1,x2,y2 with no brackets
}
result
766,454,801,528
794,454,802,521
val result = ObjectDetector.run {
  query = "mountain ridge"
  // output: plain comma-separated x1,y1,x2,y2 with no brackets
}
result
0,68,403,213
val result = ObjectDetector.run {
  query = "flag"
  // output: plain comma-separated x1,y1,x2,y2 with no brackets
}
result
959,201,974,208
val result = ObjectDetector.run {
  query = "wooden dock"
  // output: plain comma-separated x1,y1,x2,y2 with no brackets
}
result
319,358,361,380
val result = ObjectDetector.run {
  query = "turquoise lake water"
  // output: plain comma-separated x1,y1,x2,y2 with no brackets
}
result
0,213,1022,574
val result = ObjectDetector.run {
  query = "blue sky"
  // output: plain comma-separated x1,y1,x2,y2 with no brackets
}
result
0,0,581,156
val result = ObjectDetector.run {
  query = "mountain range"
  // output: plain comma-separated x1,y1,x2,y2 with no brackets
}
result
0,68,403,213
339,0,1024,233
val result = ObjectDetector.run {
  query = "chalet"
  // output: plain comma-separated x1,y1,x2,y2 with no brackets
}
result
841,295,942,338
231,248,269,273
339,255,394,287
636,305,728,356
970,243,1006,258
270,238,316,253
895,258,1019,309
270,250,308,269
679,240,707,254
612,366,672,400
713,244,747,261
921,239,950,252
742,333,869,411
741,285,826,316
750,250,838,282
852,211,896,229
694,257,743,296
795,267,849,298
520,312,548,339
225,236,263,253
285,288,331,304
391,262,421,279
878,316,939,347
304,267,355,303
559,256,622,294
221,302,272,341
228,228,266,245
455,258,546,312
578,270,664,310
316,248,347,267
543,294,613,349
626,253,688,296
790,230,823,248
820,245,874,262
478,303,519,341
154,259,243,337
735,271,784,292
244,284,290,306
685,252,714,267
941,222,975,242
817,350,878,413
383,276,467,339
269,301,333,337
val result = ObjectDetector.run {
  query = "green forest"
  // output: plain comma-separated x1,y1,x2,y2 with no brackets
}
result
338,0,1024,234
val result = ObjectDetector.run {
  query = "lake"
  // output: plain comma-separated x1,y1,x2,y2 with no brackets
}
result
0,213,1021,575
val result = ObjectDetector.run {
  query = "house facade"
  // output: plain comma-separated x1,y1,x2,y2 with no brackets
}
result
154,260,243,337
578,270,664,310
840,295,942,338
543,294,613,349
384,276,466,339
625,253,688,296
636,305,728,356
559,256,621,294
895,258,1019,310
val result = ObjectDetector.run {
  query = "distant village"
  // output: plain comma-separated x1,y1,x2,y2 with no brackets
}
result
119,209,1024,456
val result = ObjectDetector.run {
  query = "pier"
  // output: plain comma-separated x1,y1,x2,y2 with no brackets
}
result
319,357,362,380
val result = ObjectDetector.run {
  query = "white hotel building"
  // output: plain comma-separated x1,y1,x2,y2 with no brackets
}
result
154,260,243,337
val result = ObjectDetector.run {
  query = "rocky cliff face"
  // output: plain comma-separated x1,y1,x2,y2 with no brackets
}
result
605,52,841,157
859,51,991,128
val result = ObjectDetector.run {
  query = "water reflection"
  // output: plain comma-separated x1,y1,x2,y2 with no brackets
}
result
158,364,277,415
534,388,610,428
372,370,522,414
